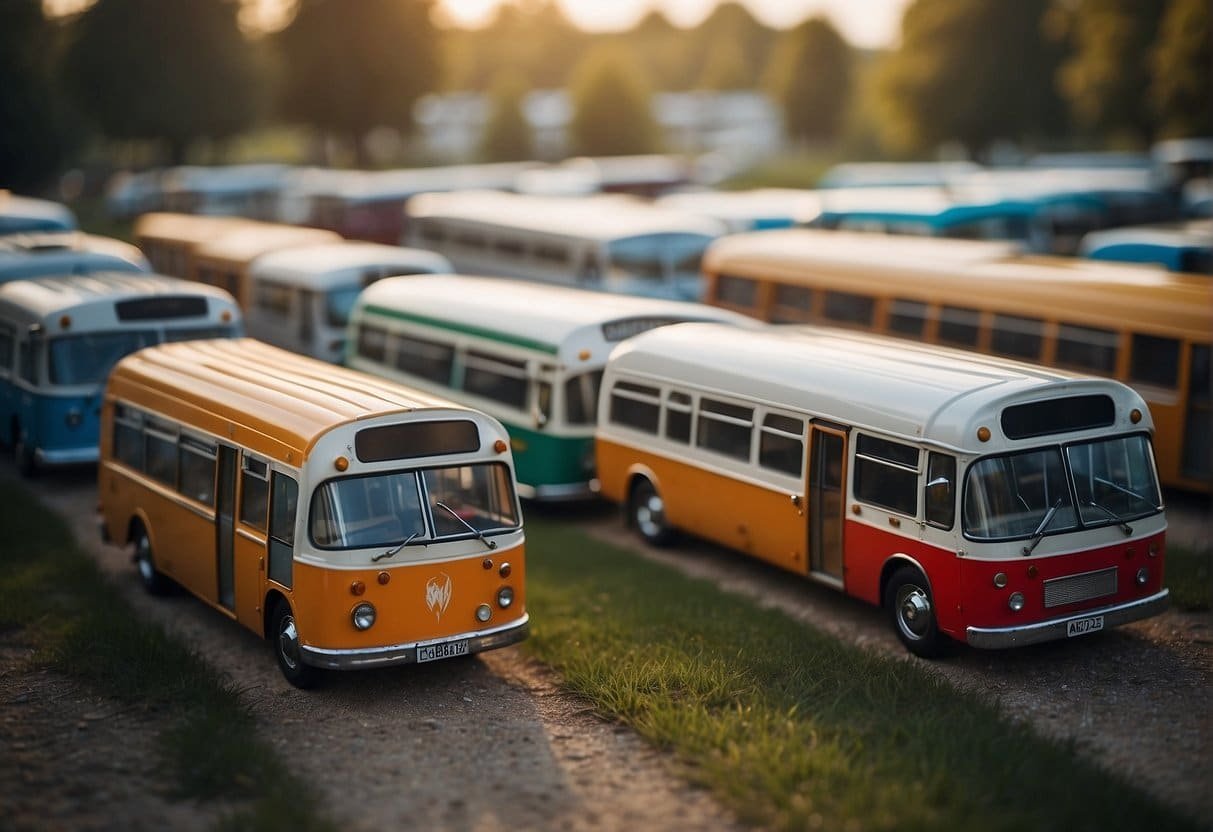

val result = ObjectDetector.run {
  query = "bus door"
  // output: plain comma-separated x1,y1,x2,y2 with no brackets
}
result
807,424,848,584
216,445,238,611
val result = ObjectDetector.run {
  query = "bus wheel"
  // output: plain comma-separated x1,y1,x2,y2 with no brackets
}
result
630,478,675,547
887,565,945,658
133,524,171,596
272,599,319,689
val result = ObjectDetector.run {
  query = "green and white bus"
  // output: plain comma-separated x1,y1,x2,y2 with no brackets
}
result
346,275,750,500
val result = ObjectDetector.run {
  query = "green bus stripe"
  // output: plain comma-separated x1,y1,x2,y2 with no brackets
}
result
362,303,560,355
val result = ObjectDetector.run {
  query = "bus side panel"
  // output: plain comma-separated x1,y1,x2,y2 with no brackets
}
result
233,532,267,634
841,522,963,637
597,438,806,574
36,391,102,462
508,427,594,490
289,542,527,651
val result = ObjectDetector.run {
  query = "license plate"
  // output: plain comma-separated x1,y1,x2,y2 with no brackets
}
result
1066,615,1104,638
417,639,469,663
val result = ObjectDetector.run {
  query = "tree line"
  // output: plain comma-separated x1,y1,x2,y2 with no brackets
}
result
1,0,1208,192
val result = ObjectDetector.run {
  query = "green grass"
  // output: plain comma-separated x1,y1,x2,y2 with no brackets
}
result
1167,543,1212,611
522,517,1202,832
0,482,334,832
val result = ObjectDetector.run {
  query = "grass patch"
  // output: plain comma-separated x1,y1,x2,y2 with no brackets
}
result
0,481,334,832
522,517,1201,832
1167,543,1212,611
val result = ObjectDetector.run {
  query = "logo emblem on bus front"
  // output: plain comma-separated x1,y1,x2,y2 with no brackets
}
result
425,573,452,620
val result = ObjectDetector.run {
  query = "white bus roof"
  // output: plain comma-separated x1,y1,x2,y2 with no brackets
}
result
194,224,343,264
654,188,823,230
0,272,238,321
250,242,452,287
406,190,727,242
606,322,1150,452
0,232,150,278
1079,218,1212,254
355,274,752,363
0,191,77,233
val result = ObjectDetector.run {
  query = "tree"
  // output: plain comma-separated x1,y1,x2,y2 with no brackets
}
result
277,0,440,165
764,17,853,145
61,0,261,164
695,35,751,91
1052,0,1163,145
1149,0,1211,139
0,1,79,190
567,44,661,157
874,0,1068,157
480,70,534,162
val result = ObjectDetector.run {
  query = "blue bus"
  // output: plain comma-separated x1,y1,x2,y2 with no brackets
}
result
1079,219,1212,273
0,191,77,235
0,232,150,282
0,273,242,475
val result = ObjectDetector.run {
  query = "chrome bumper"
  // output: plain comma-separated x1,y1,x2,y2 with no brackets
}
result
300,614,529,670
966,590,1169,649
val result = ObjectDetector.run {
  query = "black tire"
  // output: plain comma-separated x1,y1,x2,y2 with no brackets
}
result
133,523,172,596
886,565,946,658
271,599,320,689
629,478,675,547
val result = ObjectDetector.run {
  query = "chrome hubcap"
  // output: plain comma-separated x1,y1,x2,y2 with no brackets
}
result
898,587,932,640
637,493,665,538
136,538,153,581
278,615,301,671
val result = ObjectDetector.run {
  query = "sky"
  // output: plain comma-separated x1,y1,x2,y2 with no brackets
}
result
437,0,914,48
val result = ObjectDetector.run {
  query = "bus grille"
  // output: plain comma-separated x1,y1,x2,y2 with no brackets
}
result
1043,567,1118,609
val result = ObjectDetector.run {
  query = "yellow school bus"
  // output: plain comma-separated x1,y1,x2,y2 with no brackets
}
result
98,338,527,687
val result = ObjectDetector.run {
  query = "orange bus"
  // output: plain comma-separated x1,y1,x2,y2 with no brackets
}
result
701,229,1212,493
98,338,527,687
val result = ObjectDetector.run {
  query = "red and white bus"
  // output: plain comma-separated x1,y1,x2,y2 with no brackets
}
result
596,323,1169,656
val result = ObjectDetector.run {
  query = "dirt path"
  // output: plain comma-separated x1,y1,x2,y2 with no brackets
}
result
3,461,1210,830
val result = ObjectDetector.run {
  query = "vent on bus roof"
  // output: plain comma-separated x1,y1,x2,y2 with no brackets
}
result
1001,394,1115,440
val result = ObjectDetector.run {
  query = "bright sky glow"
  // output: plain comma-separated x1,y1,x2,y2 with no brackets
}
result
437,0,912,48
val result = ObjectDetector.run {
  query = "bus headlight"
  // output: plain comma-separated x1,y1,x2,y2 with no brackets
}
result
1008,592,1025,612
993,572,1008,588
497,586,514,609
476,604,492,623
352,602,377,630
1135,567,1149,587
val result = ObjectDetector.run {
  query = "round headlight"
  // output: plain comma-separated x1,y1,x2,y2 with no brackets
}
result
1135,567,1149,586
1008,592,1026,612
476,604,492,623
352,602,376,631
497,586,514,608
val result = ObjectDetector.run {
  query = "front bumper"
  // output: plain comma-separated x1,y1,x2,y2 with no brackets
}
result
300,613,529,670
966,590,1169,649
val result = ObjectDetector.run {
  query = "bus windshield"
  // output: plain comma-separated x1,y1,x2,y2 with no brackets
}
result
325,285,361,328
963,435,1160,541
310,462,519,550
48,330,157,385
607,233,712,284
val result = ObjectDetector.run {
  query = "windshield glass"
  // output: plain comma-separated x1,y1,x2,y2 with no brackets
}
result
48,330,157,385
563,370,603,426
607,233,713,284
309,462,518,550
963,435,1161,541
325,285,361,328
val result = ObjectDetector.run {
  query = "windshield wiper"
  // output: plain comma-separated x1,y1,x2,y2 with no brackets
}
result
373,530,423,562
1094,476,1152,506
435,501,497,550
1023,496,1065,556
1084,500,1134,536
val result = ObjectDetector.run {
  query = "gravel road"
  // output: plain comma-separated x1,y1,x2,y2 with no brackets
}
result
2,460,1209,830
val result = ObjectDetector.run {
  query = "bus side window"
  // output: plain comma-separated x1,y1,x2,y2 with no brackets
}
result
18,337,37,384
240,456,270,532
925,452,956,529
268,473,298,588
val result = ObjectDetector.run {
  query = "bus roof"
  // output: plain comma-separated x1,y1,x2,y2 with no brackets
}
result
249,242,452,286
607,322,1147,451
0,191,77,234
133,212,258,245
1079,218,1212,257
0,272,238,320
406,190,727,242
816,185,1041,225
653,188,823,231
0,232,150,280
355,274,752,360
108,338,472,459
704,229,1211,341
193,224,342,264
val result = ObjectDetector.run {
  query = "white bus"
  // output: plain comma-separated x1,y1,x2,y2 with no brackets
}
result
596,322,1168,656
247,241,452,363
0,231,150,282
405,190,727,300
0,273,241,475
347,275,751,500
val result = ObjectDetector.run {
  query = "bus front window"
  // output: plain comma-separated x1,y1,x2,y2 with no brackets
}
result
325,285,361,328
963,448,1078,541
1066,434,1161,526
424,463,519,537
48,330,157,385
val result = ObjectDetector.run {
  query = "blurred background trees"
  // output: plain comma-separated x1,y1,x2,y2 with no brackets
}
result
5,0,1210,192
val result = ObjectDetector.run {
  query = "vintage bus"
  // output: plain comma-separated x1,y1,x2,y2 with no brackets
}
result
0,231,150,282
653,188,823,232
246,241,452,363
1078,219,1211,273
133,212,258,280
405,190,727,300
701,229,1212,493
188,222,343,309
596,322,1169,656
347,275,751,500
0,273,241,475
0,190,77,235
97,338,527,688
